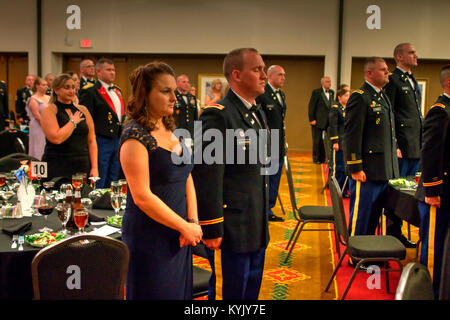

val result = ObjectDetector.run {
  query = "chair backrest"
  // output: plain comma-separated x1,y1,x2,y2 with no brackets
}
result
395,262,434,300
0,130,29,157
283,155,299,215
0,153,38,173
439,229,450,300
329,176,349,244
15,137,26,153
31,234,129,300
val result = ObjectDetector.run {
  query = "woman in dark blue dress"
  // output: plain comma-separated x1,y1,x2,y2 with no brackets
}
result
119,62,203,300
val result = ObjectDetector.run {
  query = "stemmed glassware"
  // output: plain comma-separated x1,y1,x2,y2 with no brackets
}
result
73,208,89,234
88,177,101,201
56,202,71,235
110,193,122,216
119,179,127,211
0,174,6,191
38,190,56,232
0,190,15,207
72,174,83,192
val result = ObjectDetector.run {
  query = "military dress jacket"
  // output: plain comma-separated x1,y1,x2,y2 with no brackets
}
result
192,89,270,254
15,86,32,122
308,87,335,130
79,81,124,139
256,83,287,159
344,81,399,181
174,89,198,138
0,81,8,130
384,68,423,159
415,94,450,209
328,102,345,147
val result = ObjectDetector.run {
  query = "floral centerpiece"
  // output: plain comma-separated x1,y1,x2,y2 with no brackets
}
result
14,160,36,216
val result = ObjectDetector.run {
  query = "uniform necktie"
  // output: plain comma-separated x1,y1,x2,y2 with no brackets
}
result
108,86,115,91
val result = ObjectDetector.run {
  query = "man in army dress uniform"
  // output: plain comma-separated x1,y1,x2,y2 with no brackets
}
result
0,81,9,131
79,59,96,91
415,65,450,297
256,65,287,222
15,75,35,123
192,48,270,300
308,76,335,164
174,74,198,144
384,43,422,248
344,57,399,239
79,58,124,188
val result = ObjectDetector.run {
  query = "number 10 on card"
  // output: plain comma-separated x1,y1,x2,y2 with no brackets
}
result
30,161,48,178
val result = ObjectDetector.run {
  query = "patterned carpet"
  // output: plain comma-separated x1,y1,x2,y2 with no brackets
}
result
193,153,338,300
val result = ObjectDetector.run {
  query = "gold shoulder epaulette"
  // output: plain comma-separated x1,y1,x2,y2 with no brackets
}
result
82,83,94,90
431,103,446,109
204,104,225,110
352,89,364,95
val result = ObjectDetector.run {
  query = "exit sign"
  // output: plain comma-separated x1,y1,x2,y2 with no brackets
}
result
80,39,92,48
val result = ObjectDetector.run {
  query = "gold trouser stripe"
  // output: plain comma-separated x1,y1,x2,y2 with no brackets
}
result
332,149,336,177
427,206,437,280
350,180,361,237
214,249,223,300
381,208,386,235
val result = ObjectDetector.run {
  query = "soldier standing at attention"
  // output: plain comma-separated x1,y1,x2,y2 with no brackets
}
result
415,65,450,298
79,58,124,188
256,65,287,222
174,74,198,144
15,75,35,123
344,57,399,241
79,59,96,91
193,48,270,300
384,43,422,248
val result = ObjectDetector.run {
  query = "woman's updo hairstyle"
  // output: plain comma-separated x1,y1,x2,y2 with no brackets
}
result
126,61,176,132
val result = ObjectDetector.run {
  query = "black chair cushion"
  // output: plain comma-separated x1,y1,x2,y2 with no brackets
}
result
193,266,211,298
299,205,334,221
348,235,406,259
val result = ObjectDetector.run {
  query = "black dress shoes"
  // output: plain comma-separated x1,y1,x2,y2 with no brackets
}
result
268,215,284,222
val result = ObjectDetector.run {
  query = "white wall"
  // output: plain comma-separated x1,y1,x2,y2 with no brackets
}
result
0,0,37,73
40,0,339,82
341,0,450,86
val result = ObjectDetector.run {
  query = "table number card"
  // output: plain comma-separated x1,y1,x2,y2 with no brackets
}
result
30,161,48,179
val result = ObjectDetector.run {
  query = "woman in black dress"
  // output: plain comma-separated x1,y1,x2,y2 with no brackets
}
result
41,74,98,179
119,62,203,300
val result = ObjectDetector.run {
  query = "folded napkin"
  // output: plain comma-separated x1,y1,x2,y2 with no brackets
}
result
88,210,106,222
2,221,32,236
81,184,93,198
92,191,113,210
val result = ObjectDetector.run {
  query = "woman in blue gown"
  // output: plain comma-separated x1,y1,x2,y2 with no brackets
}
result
119,62,203,300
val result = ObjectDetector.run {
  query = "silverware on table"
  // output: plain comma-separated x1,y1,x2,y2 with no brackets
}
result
11,235,18,249
18,236,24,251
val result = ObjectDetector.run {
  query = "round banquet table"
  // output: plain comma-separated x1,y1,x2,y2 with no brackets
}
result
0,208,119,299
382,177,421,227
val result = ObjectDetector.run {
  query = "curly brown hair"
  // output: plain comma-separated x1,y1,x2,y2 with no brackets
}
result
126,62,176,132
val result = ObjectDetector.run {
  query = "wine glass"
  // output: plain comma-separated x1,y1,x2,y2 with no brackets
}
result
76,172,88,186
0,190,15,206
38,190,56,232
119,179,127,211
81,198,93,210
32,195,44,217
0,174,6,191
56,202,71,235
60,183,73,203
73,208,89,234
110,193,122,216
88,177,101,201
110,181,121,195
72,174,83,191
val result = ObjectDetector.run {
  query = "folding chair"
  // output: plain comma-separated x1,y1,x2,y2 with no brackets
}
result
325,176,406,299
284,155,339,263
395,262,434,300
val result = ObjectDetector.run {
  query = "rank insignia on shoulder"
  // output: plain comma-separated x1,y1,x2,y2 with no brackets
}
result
204,104,225,110
352,89,364,95
82,83,94,90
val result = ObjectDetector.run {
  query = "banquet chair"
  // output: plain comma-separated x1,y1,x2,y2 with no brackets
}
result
325,176,406,300
0,153,37,172
283,155,339,263
31,234,129,300
321,131,331,194
395,262,434,300
0,129,29,158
